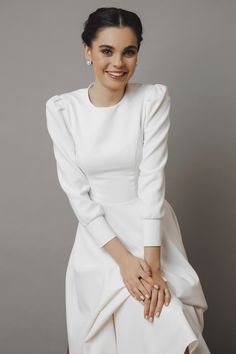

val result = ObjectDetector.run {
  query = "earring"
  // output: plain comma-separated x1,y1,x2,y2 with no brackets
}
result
86,59,92,66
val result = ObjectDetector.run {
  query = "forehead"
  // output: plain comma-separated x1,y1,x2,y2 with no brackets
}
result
94,26,137,47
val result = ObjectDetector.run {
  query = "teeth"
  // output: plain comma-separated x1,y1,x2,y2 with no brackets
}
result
107,71,126,76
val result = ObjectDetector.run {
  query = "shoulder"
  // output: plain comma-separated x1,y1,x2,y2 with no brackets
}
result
46,94,65,112
45,92,73,136
46,86,84,111
143,83,169,101
129,82,169,103
141,84,171,127
45,93,69,127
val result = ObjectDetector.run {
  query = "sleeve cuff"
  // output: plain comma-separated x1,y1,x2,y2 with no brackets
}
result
142,219,163,246
86,215,117,248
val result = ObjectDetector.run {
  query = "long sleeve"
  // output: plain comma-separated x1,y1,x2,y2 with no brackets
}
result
138,84,171,247
46,95,117,248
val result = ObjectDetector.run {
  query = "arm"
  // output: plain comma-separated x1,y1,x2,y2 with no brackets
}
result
46,95,119,248
138,84,171,268
102,236,131,265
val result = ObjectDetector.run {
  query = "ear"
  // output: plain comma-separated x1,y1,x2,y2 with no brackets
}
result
83,43,91,61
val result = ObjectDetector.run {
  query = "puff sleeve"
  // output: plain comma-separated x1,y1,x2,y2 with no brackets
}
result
138,84,171,247
46,95,117,248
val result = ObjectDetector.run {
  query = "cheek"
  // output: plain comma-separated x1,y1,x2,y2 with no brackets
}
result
127,55,137,65
94,55,110,67
127,59,137,71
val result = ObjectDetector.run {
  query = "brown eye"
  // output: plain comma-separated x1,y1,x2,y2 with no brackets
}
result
124,50,136,57
101,49,112,56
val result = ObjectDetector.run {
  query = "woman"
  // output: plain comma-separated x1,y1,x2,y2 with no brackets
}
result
46,7,211,354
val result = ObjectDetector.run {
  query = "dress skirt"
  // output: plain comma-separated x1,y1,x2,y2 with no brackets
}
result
65,198,211,354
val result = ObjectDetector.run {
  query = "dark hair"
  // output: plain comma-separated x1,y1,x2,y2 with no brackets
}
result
81,7,143,51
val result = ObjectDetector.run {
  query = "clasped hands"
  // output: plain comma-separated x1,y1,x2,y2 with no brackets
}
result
119,253,171,322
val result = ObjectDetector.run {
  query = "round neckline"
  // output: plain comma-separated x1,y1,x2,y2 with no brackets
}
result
85,82,129,109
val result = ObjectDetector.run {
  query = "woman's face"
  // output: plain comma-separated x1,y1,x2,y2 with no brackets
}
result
84,26,138,91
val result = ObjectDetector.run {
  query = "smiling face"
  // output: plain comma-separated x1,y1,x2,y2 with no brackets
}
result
83,26,138,91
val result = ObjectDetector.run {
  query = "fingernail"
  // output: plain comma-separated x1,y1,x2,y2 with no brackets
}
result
165,302,169,306
140,295,145,300
145,294,150,299
154,284,159,290
145,315,148,320
155,312,160,317
149,317,153,322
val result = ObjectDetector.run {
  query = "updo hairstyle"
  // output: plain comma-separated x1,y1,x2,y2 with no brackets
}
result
81,7,143,51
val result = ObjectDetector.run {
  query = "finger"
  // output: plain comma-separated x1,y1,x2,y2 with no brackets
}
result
139,277,153,291
132,285,146,301
124,280,136,298
144,297,151,320
139,269,152,280
148,288,158,322
164,287,171,306
139,259,152,275
155,289,164,317
139,278,153,297
136,276,152,298
139,272,159,290
136,278,152,300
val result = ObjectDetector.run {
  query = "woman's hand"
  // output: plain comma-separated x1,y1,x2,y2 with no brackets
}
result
139,269,171,321
118,253,160,301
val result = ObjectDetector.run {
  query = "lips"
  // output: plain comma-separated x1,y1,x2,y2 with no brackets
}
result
105,71,128,78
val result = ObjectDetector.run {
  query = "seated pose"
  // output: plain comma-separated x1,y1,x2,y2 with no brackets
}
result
46,7,211,354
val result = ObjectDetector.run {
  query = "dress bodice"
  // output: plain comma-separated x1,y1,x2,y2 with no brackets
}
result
46,82,171,247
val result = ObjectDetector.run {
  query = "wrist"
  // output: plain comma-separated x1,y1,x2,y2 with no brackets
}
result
117,250,132,267
145,259,161,271
144,246,161,269
149,264,162,273
103,236,131,266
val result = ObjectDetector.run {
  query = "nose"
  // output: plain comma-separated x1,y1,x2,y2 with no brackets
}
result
112,54,124,68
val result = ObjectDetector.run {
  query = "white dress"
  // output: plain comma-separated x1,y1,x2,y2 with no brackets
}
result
46,82,211,354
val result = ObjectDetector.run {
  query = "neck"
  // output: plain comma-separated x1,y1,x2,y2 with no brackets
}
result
89,82,127,107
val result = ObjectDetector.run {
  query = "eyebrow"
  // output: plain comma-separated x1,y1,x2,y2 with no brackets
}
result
99,45,137,50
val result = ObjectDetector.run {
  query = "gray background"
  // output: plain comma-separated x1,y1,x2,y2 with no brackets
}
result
1,1,235,353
